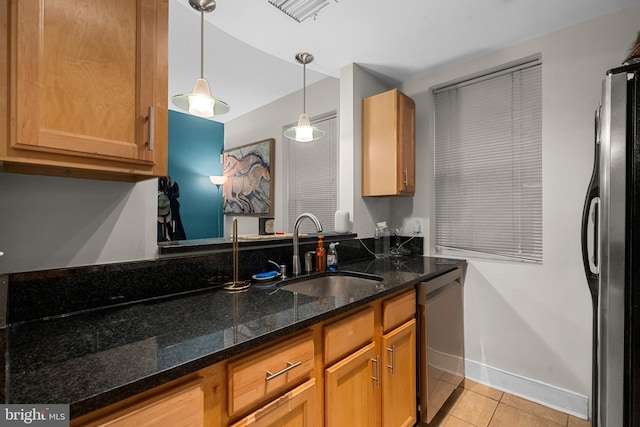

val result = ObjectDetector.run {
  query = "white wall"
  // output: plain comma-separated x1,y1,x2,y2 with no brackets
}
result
339,64,394,237
224,76,340,235
398,3,640,417
0,173,157,274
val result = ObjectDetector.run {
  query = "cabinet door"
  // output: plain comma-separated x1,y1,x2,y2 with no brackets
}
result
325,342,379,427
8,0,167,176
397,92,415,195
230,380,316,427
362,89,415,197
381,319,416,427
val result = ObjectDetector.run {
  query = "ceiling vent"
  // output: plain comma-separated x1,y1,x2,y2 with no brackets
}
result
267,0,335,23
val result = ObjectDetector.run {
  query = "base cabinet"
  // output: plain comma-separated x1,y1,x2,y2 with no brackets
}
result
381,319,417,427
230,380,316,427
325,343,379,427
71,288,419,427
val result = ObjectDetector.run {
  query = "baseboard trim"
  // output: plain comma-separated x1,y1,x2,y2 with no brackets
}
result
465,359,589,419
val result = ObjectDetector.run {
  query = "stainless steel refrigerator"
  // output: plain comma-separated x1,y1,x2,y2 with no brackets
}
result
582,62,640,427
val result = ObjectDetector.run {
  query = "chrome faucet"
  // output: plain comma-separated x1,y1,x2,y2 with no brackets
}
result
292,213,323,276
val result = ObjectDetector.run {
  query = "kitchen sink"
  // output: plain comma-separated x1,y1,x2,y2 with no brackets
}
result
278,272,383,297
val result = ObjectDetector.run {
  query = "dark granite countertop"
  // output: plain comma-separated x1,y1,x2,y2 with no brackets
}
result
6,255,463,418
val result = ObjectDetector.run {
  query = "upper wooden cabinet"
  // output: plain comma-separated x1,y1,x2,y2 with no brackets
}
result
1,0,168,181
362,88,416,196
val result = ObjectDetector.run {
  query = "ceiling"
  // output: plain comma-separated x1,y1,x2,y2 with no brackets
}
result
169,0,640,123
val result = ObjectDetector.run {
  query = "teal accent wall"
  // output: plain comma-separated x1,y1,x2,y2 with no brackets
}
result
168,110,225,239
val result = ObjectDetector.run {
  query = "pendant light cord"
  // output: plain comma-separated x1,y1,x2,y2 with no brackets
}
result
302,61,306,114
200,11,205,79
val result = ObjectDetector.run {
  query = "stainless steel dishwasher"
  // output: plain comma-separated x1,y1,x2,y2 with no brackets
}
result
417,267,465,424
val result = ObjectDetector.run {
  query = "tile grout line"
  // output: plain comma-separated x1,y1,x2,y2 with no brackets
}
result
486,400,500,427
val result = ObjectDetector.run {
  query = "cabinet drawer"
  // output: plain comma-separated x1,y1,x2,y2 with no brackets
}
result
77,379,204,427
229,379,316,427
324,307,374,365
228,332,314,417
382,289,416,333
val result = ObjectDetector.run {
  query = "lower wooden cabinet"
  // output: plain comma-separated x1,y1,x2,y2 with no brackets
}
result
325,342,379,427
230,379,316,427
71,288,418,427
74,379,204,427
323,289,417,427
381,319,417,427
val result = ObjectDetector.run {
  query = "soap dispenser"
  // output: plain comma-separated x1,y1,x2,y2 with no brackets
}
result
315,236,326,272
327,242,339,271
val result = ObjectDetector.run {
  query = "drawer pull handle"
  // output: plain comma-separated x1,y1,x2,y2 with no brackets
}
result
266,361,302,381
403,168,408,186
387,345,396,374
371,356,380,387
147,106,155,151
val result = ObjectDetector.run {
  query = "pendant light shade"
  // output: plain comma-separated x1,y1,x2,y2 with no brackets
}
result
284,53,324,142
172,0,229,118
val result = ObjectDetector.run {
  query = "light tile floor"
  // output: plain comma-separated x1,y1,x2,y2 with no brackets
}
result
421,379,591,427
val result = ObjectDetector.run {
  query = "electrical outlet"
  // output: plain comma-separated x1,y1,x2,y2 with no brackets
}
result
413,217,422,234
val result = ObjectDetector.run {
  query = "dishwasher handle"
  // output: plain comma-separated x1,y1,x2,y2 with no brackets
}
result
418,268,462,305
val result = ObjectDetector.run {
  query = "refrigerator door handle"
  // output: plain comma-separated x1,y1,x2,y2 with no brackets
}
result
586,196,600,274
581,107,601,288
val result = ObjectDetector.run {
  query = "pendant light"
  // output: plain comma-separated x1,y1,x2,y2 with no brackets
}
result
284,53,325,142
172,0,229,118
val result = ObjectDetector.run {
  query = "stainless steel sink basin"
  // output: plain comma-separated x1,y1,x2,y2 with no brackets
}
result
278,272,383,297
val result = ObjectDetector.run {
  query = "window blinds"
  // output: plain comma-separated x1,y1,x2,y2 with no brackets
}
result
434,61,542,263
287,114,337,234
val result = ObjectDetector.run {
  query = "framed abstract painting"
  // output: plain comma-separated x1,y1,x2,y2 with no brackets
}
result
222,138,274,215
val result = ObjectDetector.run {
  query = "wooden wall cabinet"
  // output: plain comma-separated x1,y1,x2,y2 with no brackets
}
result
362,88,416,197
1,0,168,181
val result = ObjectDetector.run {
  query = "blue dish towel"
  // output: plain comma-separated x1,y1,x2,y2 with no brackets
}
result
255,271,279,279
